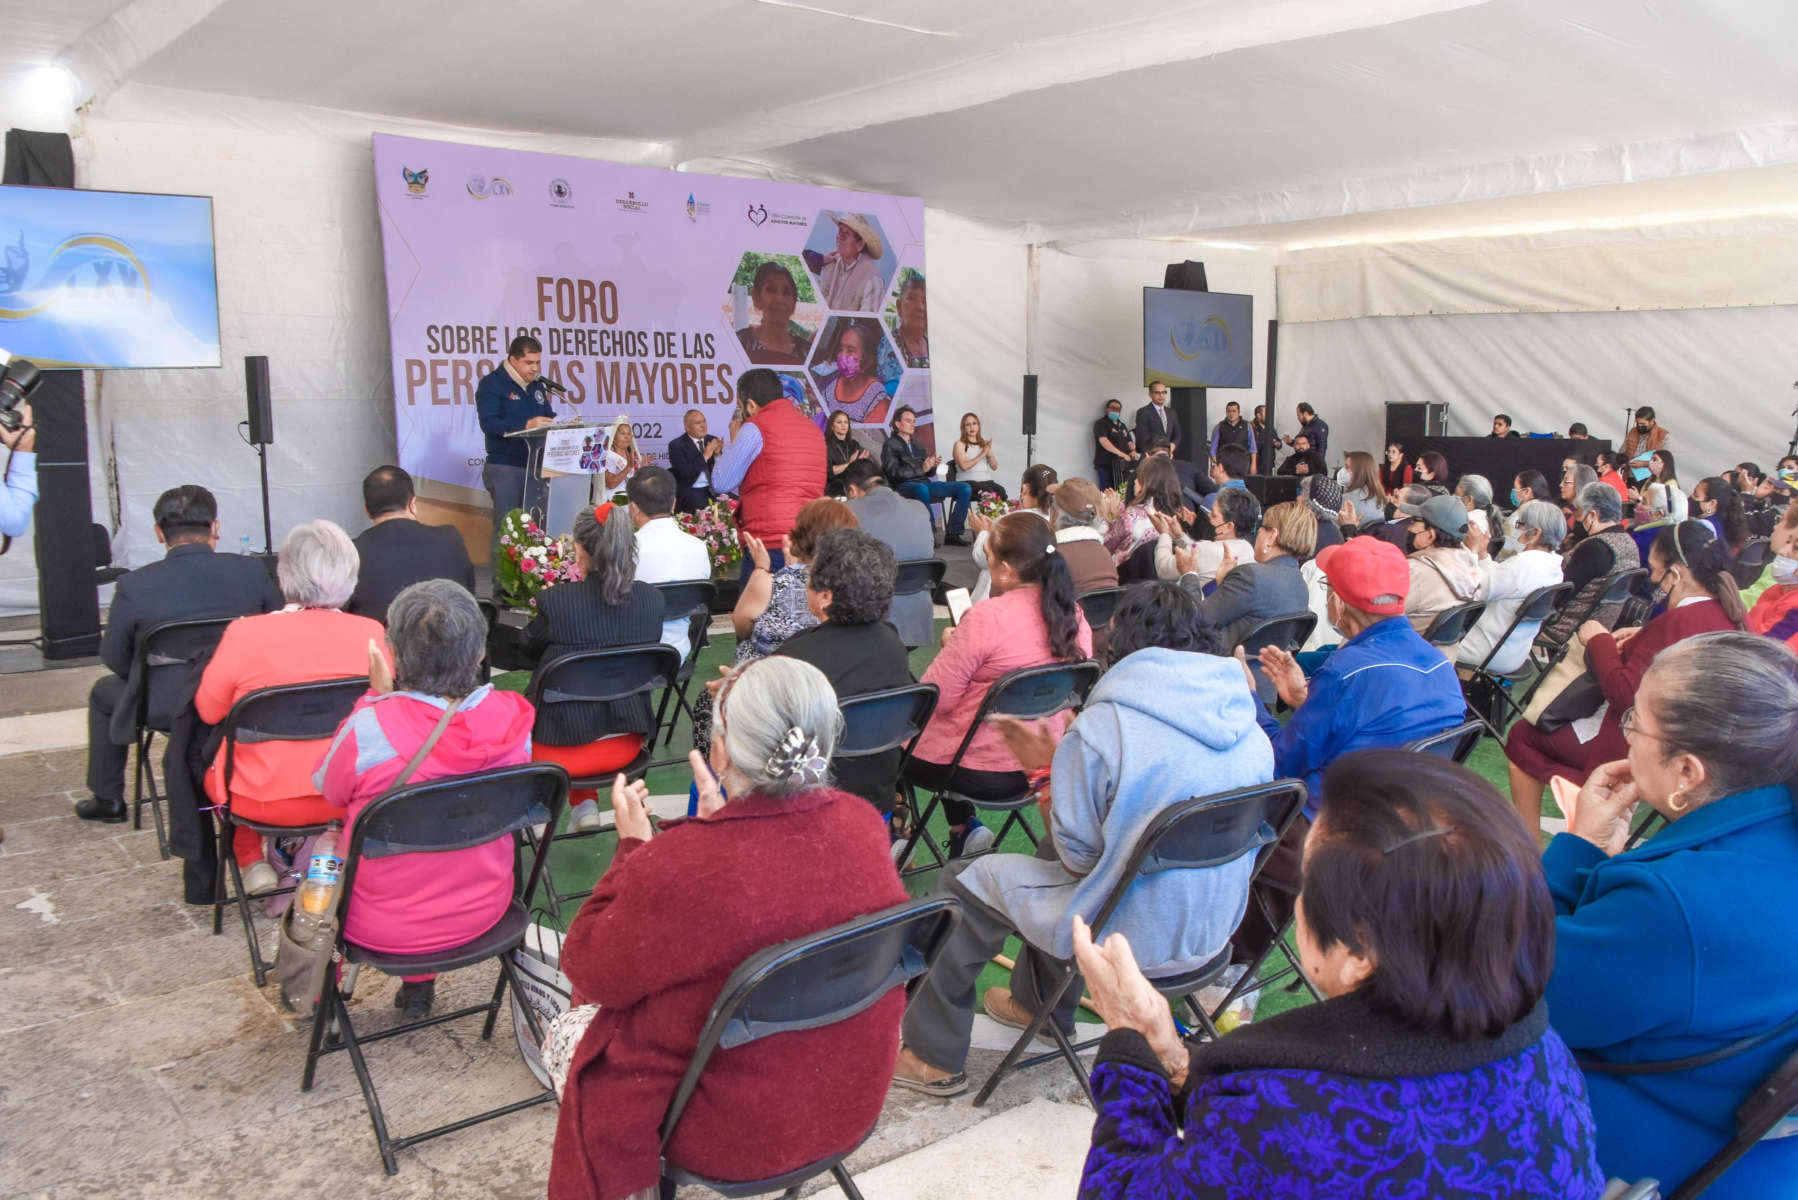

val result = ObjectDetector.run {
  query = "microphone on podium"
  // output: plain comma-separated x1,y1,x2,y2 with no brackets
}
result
538,376,567,394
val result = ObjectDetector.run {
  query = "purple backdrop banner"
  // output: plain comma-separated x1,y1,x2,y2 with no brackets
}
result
372,133,930,490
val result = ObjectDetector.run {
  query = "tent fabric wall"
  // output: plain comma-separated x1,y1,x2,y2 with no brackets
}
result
1278,218,1798,324
1275,304,1798,484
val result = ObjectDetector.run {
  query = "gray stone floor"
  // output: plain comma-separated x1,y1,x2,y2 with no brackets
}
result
0,745,1083,1198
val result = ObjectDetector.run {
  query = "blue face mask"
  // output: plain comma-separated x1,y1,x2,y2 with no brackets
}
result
1510,487,1521,507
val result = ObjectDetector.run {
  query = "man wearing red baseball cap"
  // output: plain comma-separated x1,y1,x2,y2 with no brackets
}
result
1229,535,1467,973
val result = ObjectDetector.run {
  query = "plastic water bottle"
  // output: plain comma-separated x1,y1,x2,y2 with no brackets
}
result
239,533,253,556
288,821,345,951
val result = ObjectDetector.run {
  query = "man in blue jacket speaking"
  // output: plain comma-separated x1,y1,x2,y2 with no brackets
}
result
1231,535,1466,968
475,334,556,561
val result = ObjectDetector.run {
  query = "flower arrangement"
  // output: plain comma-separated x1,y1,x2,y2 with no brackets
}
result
974,493,1014,526
678,496,743,577
493,509,579,610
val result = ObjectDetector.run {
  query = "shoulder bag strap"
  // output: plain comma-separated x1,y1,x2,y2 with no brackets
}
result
383,694,466,798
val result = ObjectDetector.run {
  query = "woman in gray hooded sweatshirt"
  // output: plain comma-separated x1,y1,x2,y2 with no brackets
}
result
892,580,1276,1097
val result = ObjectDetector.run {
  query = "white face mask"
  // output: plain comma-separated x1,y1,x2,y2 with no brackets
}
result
1336,467,1352,487
1774,554,1798,586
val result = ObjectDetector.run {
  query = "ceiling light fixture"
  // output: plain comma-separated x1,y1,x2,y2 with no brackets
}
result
23,64,81,114
749,0,958,38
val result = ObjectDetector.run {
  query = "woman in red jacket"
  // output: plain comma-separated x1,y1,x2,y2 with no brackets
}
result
548,656,908,1200
194,520,385,893
1504,520,1743,830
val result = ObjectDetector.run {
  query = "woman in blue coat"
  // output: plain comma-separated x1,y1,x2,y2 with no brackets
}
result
1545,630,1798,1196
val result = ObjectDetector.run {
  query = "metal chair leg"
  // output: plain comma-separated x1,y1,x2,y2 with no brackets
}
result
335,992,400,1175
830,1164,866,1200
896,792,948,877
973,966,1078,1107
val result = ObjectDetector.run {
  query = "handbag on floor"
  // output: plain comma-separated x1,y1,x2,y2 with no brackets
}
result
510,917,578,1092
1522,639,1600,730
270,696,464,1018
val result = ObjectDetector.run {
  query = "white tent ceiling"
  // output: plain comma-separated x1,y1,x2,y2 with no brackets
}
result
20,0,1798,246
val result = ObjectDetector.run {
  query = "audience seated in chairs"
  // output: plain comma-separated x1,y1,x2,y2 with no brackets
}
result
1102,455,1179,568
892,581,1274,1098
841,458,935,648
910,512,1092,860
969,463,1061,603
1045,477,1118,596
1457,499,1567,676
313,579,534,1018
193,520,385,892
1545,632,1798,1196
882,404,971,545
81,484,281,823
625,467,710,660
344,465,475,623
1746,502,1798,651
547,657,908,1200
1234,537,1464,984
1158,481,1258,591
1179,500,1314,651
1505,520,1743,832
1298,474,1346,551
690,496,856,753
1399,494,1482,642
522,502,666,831
775,528,914,815
1075,750,1606,1199
1541,482,1640,646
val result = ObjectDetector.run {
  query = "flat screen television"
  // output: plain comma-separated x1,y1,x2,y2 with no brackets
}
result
1143,287,1252,389
0,184,220,369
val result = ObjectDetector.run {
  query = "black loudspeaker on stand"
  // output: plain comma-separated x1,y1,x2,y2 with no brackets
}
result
1021,374,1038,465
243,356,275,556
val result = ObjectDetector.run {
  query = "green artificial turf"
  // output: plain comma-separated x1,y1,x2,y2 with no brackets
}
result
501,620,1545,1028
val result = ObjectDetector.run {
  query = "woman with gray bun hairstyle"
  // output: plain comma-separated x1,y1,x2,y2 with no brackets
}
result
1545,632,1798,1195
549,654,909,1200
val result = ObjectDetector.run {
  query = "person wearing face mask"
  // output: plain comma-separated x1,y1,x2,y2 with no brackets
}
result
1092,399,1138,492
881,404,971,546
1504,519,1742,832
1338,451,1387,526
1300,475,1348,550
1620,404,1670,481
1457,500,1567,677
1179,501,1316,651
821,320,891,424
1397,495,1483,643
1539,482,1639,647
1628,481,1678,559
1744,503,1798,651
1500,469,1551,557
1412,451,1450,498
1691,475,1750,553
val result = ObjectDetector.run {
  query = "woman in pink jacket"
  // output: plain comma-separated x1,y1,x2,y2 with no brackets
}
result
910,512,1091,857
314,580,537,1018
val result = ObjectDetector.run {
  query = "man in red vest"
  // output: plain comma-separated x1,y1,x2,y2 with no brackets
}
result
711,368,826,581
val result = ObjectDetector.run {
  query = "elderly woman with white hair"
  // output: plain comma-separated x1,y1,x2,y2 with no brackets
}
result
194,520,387,892
548,655,909,1200
1457,498,1568,676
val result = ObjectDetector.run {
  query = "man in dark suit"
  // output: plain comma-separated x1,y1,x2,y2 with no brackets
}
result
1134,380,1182,459
841,459,935,648
666,408,722,513
80,485,282,822
345,466,477,622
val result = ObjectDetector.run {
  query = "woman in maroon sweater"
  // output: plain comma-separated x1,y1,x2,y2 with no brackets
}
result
548,656,908,1200
1505,520,1744,829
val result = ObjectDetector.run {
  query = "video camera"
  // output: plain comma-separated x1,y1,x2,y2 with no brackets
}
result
0,352,42,432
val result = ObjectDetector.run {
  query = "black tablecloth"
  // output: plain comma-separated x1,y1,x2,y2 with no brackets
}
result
1400,436,1613,490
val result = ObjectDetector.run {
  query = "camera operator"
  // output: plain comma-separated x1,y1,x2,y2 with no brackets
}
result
0,400,36,538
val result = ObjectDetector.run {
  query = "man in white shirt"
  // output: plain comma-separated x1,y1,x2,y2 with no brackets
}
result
626,467,711,659
0,402,38,537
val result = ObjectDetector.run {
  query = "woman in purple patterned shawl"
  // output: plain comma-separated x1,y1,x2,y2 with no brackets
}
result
1073,750,1607,1199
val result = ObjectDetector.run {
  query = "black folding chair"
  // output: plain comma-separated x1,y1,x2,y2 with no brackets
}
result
893,557,948,614
210,676,370,986
1512,569,1648,718
649,578,717,755
972,778,1310,1108
128,616,235,858
300,762,567,1175
1666,1039,1798,1200
523,643,683,915
1461,581,1574,735
1420,600,1486,650
1733,538,1773,589
894,661,1102,876
658,896,962,1198
1404,721,1485,765
1236,612,1318,706
1076,586,1126,632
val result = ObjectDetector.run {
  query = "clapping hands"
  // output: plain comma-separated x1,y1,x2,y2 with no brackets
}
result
611,773,654,842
